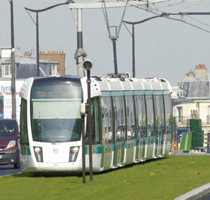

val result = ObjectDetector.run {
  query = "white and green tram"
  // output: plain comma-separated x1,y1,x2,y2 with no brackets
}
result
20,75,172,172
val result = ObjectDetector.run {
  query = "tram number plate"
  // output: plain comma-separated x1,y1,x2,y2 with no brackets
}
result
0,155,2,159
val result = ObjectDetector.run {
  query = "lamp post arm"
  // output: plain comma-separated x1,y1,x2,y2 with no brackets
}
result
24,2,69,13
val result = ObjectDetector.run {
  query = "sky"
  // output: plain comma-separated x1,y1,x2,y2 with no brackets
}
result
1,0,210,86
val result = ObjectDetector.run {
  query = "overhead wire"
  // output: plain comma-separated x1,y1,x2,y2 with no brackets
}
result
25,9,36,25
187,15,210,28
102,0,129,38
130,1,210,34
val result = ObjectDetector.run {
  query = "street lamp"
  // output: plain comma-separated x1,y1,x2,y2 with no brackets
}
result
25,0,74,77
83,60,93,181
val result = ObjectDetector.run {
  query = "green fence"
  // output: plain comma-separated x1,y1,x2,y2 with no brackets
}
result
192,132,203,148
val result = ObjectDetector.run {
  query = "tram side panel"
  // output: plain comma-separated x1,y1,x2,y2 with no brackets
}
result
20,98,36,171
88,81,173,172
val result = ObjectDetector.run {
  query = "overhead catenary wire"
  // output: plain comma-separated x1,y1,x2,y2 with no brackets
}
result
25,9,36,25
131,2,210,34
102,0,129,39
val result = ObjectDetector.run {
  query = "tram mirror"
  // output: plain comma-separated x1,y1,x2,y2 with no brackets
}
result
83,60,92,70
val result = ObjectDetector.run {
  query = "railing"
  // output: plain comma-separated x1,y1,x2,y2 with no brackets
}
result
174,116,190,126
207,115,210,124
174,115,210,126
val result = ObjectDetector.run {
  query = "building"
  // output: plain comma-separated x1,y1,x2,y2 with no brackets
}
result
172,64,210,148
0,48,65,122
24,50,65,76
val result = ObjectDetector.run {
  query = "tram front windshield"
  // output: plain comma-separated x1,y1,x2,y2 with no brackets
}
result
30,79,82,143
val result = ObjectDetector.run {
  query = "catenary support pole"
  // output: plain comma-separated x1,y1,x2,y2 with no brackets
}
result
10,0,16,119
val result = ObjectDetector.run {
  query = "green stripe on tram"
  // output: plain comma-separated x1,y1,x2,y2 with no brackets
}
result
125,141,127,148
145,137,148,145
21,146,31,155
112,143,115,151
85,145,103,154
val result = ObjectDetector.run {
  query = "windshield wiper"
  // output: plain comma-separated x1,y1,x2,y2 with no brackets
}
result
39,123,56,145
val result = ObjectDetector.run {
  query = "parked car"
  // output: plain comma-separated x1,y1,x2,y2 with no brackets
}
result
0,119,20,168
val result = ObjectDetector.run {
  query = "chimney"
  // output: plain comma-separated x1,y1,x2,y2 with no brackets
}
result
194,64,207,79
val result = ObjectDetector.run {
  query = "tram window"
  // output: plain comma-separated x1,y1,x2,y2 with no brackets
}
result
135,95,146,138
112,96,125,142
125,96,135,140
154,95,164,136
164,94,173,134
30,81,82,143
20,98,29,145
100,96,112,144
146,95,154,137
31,82,82,99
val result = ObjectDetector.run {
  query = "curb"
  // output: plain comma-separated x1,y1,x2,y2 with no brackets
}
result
174,183,210,200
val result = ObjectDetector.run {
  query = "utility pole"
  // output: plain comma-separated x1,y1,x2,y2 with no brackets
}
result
10,0,16,119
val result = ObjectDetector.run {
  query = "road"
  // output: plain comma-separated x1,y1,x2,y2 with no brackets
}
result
0,164,22,177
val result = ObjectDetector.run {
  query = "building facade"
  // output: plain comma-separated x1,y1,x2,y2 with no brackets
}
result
24,50,65,76
172,64,210,147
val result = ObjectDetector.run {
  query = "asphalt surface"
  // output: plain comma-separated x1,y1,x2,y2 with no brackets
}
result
0,164,22,177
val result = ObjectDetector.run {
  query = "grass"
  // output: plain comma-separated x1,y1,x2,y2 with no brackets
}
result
1,155,210,200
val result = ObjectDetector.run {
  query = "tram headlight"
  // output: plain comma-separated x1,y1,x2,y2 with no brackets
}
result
34,147,43,162
69,146,79,162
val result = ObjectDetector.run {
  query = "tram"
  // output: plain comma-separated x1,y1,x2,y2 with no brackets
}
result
20,74,173,172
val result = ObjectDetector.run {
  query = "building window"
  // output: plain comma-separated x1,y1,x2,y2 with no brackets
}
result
178,83,184,89
207,106,210,124
191,110,198,119
177,106,183,123
49,64,58,76
0,65,11,77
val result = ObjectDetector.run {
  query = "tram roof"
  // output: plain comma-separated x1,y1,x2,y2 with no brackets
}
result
95,77,171,92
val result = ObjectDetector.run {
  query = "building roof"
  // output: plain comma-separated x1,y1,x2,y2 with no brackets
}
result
187,81,209,98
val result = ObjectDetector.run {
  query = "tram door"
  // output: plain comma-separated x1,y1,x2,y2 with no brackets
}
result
154,95,164,157
145,95,154,159
112,96,125,167
100,96,113,170
125,96,135,164
135,95,146,161
164,94,173,155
